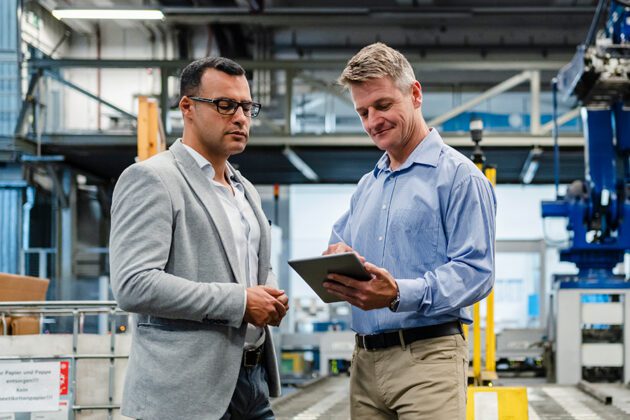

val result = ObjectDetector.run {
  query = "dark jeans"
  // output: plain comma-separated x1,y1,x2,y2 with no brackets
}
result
220,363,275,420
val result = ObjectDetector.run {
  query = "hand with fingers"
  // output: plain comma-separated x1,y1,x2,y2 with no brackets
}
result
323,242,366,264
244,286,289,327
264,286,289,326
323,262,398,311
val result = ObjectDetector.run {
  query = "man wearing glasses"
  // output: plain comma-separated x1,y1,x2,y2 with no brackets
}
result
110,57,287,420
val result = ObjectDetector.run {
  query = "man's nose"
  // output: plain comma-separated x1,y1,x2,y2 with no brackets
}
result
365,109,381,132
231,106,248,126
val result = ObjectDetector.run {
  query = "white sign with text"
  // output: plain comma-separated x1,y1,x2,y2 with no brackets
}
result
0,362,60,413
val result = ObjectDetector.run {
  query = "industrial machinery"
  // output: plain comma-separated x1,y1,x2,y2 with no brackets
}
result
542,0,630,384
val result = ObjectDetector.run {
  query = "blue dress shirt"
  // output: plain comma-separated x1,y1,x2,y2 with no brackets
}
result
330,129,497,334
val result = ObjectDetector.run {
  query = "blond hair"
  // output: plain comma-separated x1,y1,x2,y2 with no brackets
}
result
338,42,416,92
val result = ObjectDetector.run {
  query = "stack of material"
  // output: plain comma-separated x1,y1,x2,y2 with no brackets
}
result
0,273,49,334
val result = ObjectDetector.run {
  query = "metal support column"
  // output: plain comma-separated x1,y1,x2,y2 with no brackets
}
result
284,70,294,135
539,240,547,328
530,70,541,135
324,93,336,133
160,68,169,133
56,169,76,301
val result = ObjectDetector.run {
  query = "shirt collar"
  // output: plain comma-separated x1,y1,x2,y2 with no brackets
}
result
182,142,236,181
373,128,443,176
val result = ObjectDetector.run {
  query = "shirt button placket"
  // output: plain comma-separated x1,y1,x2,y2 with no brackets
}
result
378,174,392,259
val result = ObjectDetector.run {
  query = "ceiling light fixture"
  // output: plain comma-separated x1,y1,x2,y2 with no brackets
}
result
52,9,164,21
520,146,543,184
282,147,319,182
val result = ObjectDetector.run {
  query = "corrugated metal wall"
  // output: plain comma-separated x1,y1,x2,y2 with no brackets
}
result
0,186,23,274
0,0,20,138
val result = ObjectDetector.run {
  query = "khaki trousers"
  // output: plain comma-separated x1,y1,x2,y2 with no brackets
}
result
350,333,468,420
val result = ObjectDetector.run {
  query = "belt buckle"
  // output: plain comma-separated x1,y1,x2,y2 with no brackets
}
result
398,330,406,350
362,335,370,351
243,348,261,367
360,334,377,351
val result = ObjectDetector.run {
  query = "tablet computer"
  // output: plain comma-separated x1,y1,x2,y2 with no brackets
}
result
288,252,372,303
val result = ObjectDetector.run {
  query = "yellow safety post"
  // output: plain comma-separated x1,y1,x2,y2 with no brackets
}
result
466,387,529,420
469,158,486,385
137,96,166,161
483,166,497,382
468,141,498,387
484,166,496,186
473,302,482,383
467,132,519,414
485,290,496,373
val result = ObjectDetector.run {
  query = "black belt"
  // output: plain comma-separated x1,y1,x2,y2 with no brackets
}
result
242,346,264,367
355,321,462,351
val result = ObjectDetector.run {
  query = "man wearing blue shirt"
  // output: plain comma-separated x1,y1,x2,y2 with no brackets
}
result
323,43,496,419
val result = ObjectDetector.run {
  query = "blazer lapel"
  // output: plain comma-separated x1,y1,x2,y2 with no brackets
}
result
229,164,271,286
169,140,245,285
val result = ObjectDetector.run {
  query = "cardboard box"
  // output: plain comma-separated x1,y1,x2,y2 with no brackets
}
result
10,317,41,335
0,273,49,302
0,273,50,335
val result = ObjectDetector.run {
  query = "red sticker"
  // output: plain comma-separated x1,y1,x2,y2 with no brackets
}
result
60,361,69,395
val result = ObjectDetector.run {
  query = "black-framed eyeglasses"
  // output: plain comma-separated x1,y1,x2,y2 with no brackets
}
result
189,96,261,118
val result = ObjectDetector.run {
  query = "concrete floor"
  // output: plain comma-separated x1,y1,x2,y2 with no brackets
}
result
272,376,630,419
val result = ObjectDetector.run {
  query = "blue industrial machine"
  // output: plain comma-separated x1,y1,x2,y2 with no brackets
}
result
542,0,630,383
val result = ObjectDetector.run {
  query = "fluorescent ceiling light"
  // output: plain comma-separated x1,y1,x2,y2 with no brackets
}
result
519,146,543,184
52,9,164,20
283,147,319,182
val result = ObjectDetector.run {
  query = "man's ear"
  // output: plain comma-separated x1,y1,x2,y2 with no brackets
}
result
411,81,422,109
179,96,194,119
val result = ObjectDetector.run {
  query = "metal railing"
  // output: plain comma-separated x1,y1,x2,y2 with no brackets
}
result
0,301,129,420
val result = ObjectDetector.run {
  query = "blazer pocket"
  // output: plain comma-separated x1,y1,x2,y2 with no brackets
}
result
138,319,226,331
137,322,176,332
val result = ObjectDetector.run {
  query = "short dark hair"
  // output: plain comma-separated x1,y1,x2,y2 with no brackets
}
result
179,57,246,99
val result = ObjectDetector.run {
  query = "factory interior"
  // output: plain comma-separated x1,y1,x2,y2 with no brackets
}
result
2,0,630,419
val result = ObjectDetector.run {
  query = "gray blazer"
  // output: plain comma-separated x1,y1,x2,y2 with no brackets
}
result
110,139,280,420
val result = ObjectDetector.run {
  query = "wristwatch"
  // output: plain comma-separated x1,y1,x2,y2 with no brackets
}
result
388,288,400,312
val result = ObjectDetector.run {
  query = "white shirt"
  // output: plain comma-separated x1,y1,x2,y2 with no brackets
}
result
183,143,265,349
